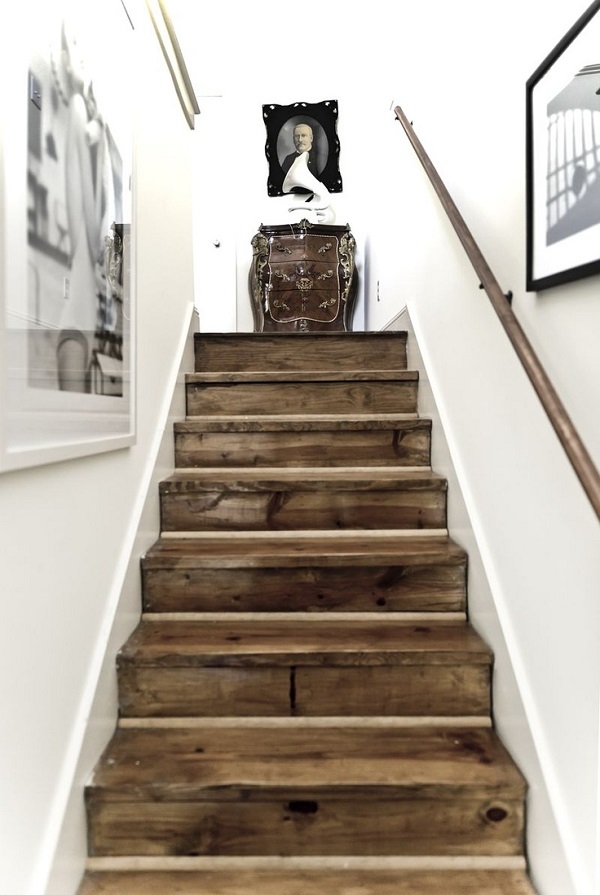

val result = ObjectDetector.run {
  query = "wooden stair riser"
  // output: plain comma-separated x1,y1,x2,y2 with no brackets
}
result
174,421,432,468
118,663,490,718
159,480,447,532
77,868,539,895
87,796,524,858
186,380,418,416
194,332,408,373
142,562,467,614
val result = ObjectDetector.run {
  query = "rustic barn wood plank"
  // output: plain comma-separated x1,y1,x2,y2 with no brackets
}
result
186,378,418,416
87,725,526,798
87,796,524,858
293,666,489,717
161,467,445,488
142,561,466,614
159,492,447,533
194,331,409,373
174,418,432,468
119,618,490,666
142,532,463,568
159,469,447,532
118,666,292,717
118,664,490,718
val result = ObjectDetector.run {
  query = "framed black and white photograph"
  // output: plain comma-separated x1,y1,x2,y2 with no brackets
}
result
0,0,135,472
263,99,343,197
526,0,600,291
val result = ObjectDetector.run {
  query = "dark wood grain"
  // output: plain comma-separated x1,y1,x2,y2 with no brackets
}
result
159,469,447,532
119,618,490,666
142,560,467,613
118,664,490,718
194,331,408,373
142,532,464,568
87,796,524,857
186,377,418,416
88,725,526,798
174,417,432,468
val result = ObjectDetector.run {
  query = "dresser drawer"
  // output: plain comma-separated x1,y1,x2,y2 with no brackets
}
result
268,260,339,293
268,234,339,264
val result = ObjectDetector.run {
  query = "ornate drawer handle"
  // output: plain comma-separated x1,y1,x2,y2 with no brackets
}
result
318,243,332,254
274,242,292,254
273,269,292,282
296,277,313,292
273,298,291,311
317,270,334,281
319,297,337,309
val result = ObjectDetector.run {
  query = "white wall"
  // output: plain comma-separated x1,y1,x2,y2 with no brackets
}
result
0,2,196,893
172,2,600,893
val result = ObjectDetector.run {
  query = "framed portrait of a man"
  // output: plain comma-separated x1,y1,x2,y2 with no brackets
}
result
263,99,343,197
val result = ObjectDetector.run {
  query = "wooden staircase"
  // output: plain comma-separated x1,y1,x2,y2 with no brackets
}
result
78,332,537,894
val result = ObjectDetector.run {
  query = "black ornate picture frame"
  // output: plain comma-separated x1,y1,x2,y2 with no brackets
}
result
263,99,343,197
526,0,600,291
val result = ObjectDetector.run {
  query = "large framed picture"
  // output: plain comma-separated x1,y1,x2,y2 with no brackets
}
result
526,0,600,291
0,0,135,472
263,99,343,197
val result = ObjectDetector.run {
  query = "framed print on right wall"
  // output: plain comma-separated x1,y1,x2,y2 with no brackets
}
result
526,0,600,291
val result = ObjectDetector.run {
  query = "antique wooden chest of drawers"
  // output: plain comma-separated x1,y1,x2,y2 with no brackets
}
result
249,220,358,332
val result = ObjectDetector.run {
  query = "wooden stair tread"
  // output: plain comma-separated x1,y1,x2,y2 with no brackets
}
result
119,619,491,666
143,533,464,569
78,867,538,894
187,370,417,383
161,468,445,491
176,413,424,431
195,332,408,340
141,531,467,614
87,725,526,799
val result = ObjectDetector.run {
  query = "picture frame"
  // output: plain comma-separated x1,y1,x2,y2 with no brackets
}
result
263,99,343,197
526,0,600,291
0,0,135,472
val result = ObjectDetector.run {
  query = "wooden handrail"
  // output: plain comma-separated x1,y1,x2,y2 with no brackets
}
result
394,103,600,524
